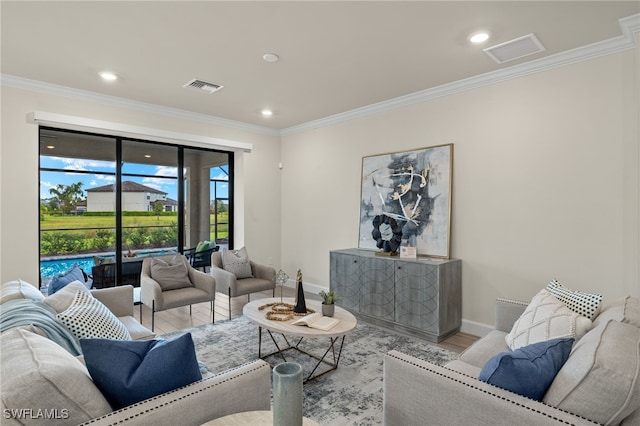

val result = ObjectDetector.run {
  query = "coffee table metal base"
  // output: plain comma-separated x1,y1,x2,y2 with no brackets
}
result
257,327,346,383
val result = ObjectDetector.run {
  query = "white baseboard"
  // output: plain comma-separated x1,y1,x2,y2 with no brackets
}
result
460,319,492,338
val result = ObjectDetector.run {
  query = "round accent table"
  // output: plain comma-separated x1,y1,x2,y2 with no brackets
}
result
243,297,357,382
201,410,319,425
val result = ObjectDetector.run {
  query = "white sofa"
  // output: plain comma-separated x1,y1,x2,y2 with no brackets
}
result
384,295,640,425
0,280,271,425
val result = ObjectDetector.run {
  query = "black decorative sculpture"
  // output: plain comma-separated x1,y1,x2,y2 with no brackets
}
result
293,269,307,313
371,214,403,255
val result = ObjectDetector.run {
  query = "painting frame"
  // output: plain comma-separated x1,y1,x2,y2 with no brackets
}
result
358,143,453,258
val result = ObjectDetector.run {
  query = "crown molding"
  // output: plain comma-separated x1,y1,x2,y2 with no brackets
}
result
280,13,640,137
2,14,638,139
0,74,280,137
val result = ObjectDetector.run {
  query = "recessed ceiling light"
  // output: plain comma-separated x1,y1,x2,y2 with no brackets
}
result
99,71,118,81
46,145,55,149
261,109,273,117
144,154,151,158
263,53,279,63
469,32,490,44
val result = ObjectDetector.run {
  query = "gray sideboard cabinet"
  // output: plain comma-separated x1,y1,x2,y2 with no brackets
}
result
329,248,461,342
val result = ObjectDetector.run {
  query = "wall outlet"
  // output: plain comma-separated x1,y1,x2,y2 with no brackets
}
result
267,257,273,266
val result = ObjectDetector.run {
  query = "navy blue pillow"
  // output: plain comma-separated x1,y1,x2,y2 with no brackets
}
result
48,263,86,295
478,337,574,401
80,333,202,409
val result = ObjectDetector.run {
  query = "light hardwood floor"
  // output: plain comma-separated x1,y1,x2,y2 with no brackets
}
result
134,286,478,354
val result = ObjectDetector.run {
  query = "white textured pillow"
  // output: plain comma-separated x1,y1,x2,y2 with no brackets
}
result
546,279,603,320
221,247,253,279
506,289,592,350
57,290,131,340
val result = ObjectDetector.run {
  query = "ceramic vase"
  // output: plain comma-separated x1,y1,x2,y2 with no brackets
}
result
272,362,303,426
321,303,335,317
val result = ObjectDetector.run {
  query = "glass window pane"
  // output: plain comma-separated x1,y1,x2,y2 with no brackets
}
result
39,129,116,281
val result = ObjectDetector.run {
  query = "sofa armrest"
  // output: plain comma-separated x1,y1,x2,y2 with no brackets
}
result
91,286,134,317
495,298,528,332
80,359,271,426
384,351,597,426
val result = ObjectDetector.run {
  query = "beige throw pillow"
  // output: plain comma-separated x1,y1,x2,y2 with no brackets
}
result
150,255,193,290
0,328,113,424
43,280,91,313
505,289,592,350
543,320,640,425
221,247,253,279
0,279,45,304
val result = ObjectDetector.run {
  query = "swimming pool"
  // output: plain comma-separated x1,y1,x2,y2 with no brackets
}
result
40,250,176,278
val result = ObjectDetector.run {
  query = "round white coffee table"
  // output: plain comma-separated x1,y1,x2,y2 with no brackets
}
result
243,297,357,382
201,410,319,425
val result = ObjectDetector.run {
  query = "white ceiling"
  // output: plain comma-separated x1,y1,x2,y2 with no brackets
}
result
2,1,639,131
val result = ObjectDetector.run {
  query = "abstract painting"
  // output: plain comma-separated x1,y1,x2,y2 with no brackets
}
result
359,144,453,258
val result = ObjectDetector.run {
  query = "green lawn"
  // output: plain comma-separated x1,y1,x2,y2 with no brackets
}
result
40,213,228,255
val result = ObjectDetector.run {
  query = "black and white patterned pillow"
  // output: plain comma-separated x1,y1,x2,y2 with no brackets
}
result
546,279,603,320
221,247,253,279
57,290,131,340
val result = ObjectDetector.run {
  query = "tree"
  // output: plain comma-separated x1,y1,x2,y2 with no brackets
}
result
48,182,84,215
153,200,164,220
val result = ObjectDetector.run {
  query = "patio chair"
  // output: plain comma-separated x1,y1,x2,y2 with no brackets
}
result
210,250,276,318
184,244,219,271
140,254,216,331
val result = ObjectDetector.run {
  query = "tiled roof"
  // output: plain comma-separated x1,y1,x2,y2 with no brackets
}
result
86,181,167,194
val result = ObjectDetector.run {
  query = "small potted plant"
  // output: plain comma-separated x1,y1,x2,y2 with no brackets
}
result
319,290,341,317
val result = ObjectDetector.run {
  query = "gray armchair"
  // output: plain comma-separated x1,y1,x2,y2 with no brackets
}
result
210,251,276,318
140,254,216,331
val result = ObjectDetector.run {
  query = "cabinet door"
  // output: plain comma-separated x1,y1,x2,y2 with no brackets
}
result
395,261,439,332
330,252,362,311
360,257,395,321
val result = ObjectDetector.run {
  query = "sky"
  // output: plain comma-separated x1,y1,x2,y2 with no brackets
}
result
40,155,228,200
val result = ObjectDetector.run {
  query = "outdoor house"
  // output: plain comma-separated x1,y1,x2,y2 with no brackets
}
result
86,181,178,213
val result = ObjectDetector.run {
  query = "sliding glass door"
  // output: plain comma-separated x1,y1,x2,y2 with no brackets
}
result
39,127,232,289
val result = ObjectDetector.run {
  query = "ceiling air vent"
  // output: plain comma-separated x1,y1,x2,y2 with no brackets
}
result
484,33,545,64
183,79,223,94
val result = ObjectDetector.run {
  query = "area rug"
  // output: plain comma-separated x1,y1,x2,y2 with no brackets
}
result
162,316,457,425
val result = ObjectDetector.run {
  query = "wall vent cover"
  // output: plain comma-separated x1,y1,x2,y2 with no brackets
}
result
183,79,223,94
484,33,546,64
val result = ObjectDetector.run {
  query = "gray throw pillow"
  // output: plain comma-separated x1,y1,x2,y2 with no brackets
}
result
150,256,193,291
221,247,253,279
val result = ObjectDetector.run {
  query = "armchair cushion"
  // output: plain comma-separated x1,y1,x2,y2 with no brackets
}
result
57,290,131,340
221,247,253,279
80,333,202,409
150,255,193,291
479,337,574,401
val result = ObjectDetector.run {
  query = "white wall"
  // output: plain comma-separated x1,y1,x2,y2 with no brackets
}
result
280,48,640,330
0,86,281,284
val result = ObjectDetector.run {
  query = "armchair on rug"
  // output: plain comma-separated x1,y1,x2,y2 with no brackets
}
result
140,254,216,331
210,248,276,318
